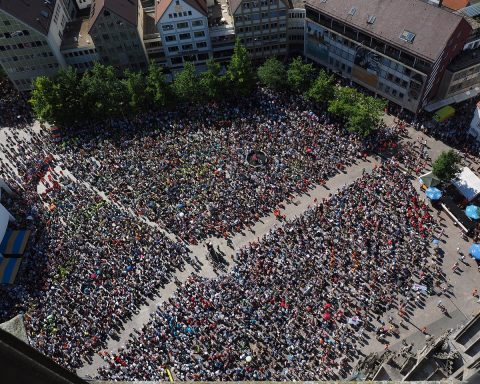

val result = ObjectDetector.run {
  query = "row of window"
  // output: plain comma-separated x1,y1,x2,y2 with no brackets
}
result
170,52,210,65
71,61,96,70
237,22,285,33
168,41,207,53
0,39,48,51
6,62,59,74
168,11,193,19
165,30,205,42
289,12,305,19
248,43,286,53
242,0,279,9
162,20,204,31
1,51,54,63
235,10,287,23
0,29,31,39
240,33,286,44
64,49,97,58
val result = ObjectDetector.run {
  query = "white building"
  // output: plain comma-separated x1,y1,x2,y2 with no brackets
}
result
155,0,212,69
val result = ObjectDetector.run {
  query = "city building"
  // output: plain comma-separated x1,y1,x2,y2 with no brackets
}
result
155,0,212,69
287,0,305,56
304,0,472,112
425,6,480,110
208,0,236,64
287,0,305,55
60,18,99,72
0,0,76,91
229,0,289,60
76,0,93,10
88,0,148,71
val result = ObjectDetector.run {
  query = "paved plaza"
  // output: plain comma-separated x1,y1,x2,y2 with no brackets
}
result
1,111,479,380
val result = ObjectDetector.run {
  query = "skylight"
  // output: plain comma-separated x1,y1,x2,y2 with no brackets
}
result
400,30,416,43
348,7,357,16
367,15,376,24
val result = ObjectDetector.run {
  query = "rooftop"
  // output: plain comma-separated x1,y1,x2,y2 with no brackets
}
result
208,0,233,27
0,0,56,36
305,0,470,62
61,18,95,50
89,0,140,32
155,0,208,23
443,0,469,11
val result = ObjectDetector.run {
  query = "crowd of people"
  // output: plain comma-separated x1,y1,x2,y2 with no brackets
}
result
53,89,367,243
97,163,438,381
0,128,191,371
0,77,33,129
0,84,444,379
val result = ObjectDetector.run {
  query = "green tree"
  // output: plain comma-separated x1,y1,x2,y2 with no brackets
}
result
123,69,148,115
80,63,128,120
30,67,82,126
305,69,334,103
287,57,315,93
432,150,462,182
173,62,202,102
226,39,255,97
30,76,56,125
328,86,360,119
146,62,169,109
257,57,287,91
200,59,226,101
346,95,386,137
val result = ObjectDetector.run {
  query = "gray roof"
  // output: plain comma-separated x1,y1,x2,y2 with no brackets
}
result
0,0,57,36
306,0,470,62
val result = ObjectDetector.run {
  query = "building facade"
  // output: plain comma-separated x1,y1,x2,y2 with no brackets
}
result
287,2,305,55
155,0,211,69
89,0,148,71
304,0,471,112
0,0,75,91
230,0,289,60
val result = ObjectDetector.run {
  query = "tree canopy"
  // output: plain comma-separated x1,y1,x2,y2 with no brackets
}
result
328,86,386,137
200,59,226,101
432,150,462,182
173,62,202,102
287,57,315,93
226,39,256,97
305,69,334,103
257,57,287,91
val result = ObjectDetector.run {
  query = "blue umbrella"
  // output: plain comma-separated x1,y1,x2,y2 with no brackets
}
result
469,244,480,260
466,205,480,220
432,239,439,246
425,187,442,200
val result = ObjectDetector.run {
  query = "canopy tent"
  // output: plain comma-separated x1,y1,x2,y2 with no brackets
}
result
0,204,13,245
433,105,455,122
419,172,441,188
0,256,23,284
0,230,31,256
452,167,480,202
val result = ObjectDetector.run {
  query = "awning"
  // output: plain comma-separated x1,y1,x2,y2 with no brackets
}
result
452,167,480,202
0,256,23,284
433,105,455,122
0,229,31,256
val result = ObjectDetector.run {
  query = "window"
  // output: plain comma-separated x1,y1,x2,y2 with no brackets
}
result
179,33,191,40
165,35,176,42
194,31,205,38
168,46,179,52
177,22,189,29
192,20,203,27
400,30,415,43
171,57,182,64
197,41,207,48
182,44,193,50
198,53,209,60
162,24,174,31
